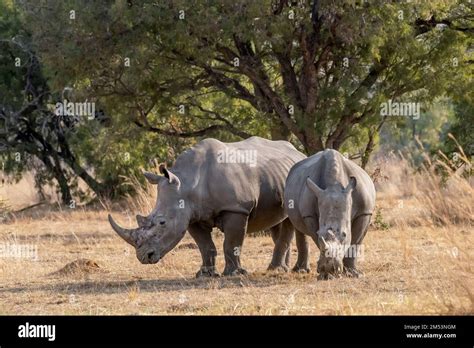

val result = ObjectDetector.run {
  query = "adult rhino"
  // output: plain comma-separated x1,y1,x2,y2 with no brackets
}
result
284,149,376,279
109,136,307,277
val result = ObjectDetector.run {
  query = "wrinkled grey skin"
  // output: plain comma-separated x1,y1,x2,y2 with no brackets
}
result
109,136,307,277
284,149,376,280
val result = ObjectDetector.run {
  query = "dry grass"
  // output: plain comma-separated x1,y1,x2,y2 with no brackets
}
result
375,161,473,227
0,156,472,315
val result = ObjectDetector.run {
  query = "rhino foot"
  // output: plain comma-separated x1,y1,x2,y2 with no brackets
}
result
292,265,311,273
267,263,289,273
195,267,220,278
223,267,248,276
317,272,342,281
343,267,362,278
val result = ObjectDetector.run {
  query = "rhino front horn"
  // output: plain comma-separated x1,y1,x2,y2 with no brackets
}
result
108,214,137,247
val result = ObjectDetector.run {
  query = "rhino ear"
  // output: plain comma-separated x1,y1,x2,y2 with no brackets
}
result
344,176,357,194
144,171,162,185
306,177,324,199
136,214,148,227
159,164,181,187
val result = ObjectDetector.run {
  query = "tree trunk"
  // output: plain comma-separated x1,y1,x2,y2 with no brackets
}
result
57,134,110,198
31,128,108,202
62,153,109,198
361,137,375,169
361,118,387,169
38,152,72,205
54,166,72,205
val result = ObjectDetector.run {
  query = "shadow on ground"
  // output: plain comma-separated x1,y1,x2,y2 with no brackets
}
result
0,271,311,295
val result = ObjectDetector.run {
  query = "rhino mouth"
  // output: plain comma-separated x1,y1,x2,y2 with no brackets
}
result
317,243,345,280
138,250,162,264
137,229,186,264
317,260,344,280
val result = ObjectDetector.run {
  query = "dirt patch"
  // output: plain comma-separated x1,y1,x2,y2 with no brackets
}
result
49,259,104,277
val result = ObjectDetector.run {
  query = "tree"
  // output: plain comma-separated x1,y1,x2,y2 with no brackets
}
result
443,69,474,158
0,1,110,203
19,0,473,156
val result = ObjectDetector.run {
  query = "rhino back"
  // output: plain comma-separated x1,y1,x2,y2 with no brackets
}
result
173,137,306,230
285,149,375,233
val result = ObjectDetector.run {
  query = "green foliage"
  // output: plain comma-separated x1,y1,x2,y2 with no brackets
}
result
0,2,40,180
379,99,455,164
373,209,390,231
19,0,473,154
1,0,472,201
443,73,474,159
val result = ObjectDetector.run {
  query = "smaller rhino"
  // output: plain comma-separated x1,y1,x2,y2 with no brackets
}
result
284,149,376,279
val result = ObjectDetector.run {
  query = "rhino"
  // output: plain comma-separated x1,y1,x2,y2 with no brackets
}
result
284,149,376,279
109,136,307,277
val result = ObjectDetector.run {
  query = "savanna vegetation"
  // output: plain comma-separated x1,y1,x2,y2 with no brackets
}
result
1,0,472,204
0,0,472,315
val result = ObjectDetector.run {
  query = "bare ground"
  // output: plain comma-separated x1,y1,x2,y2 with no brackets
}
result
0,204,472,315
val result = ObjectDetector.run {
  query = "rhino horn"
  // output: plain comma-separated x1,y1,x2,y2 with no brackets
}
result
108,214,137,247
306,177,324,199
318,235,329,251
327,228,335,238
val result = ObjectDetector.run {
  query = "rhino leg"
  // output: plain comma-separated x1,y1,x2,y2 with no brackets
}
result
292,230,311,273
343,214,371,278
268,218,294,272
188,223,220,278
221,212,249,276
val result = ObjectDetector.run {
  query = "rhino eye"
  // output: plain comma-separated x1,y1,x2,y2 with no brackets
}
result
341,232,347,238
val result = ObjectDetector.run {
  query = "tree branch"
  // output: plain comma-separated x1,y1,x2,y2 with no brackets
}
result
133,120,240,138
414,15,474,36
